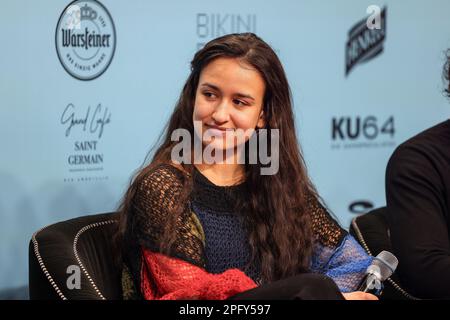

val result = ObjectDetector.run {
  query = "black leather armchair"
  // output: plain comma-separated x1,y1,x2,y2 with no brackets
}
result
349,207,419,300
29,207,419,300
29,212,122,300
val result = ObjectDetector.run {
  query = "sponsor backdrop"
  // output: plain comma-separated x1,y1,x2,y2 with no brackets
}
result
1,0,449,291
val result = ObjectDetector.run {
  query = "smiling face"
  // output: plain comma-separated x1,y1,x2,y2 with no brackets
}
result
193,57,266,152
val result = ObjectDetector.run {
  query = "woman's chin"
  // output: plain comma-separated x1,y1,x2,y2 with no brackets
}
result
199,140,246,162
202,140,235,152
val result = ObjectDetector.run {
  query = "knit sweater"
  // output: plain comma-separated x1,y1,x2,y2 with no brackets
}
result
121,164,372,299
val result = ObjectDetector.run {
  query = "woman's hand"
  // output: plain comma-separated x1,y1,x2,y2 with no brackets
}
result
342,291,379,300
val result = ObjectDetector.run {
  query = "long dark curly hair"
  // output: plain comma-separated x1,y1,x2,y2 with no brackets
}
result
115,33,319,282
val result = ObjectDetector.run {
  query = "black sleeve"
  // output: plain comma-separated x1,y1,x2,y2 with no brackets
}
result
130,164,206,268
386,145,450,298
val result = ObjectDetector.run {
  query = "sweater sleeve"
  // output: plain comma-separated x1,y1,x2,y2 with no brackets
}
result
386,145,450,298
317,235,372,293
130,164,206,267
140,249,257,300
308,195,372,292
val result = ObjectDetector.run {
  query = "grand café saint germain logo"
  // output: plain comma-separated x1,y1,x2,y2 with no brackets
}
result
55,0,116,80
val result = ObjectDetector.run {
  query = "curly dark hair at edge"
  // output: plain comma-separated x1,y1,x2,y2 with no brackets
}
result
114,33,327,283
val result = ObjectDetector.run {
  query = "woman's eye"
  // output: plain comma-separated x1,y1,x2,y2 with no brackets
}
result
203,92,216,99
233,99,247,106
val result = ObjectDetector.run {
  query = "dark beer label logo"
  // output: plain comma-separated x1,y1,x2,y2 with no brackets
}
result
56,0,116,80
345,7,386,76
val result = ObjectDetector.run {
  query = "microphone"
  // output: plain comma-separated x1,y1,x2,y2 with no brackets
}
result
358,250,398,295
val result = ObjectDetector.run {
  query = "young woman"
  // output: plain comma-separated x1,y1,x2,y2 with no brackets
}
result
116,33,376,300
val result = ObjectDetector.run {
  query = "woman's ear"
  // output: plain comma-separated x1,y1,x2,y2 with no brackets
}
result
256,110,266,129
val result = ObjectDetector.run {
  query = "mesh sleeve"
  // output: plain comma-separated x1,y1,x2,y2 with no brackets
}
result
312,235,372,293
308,193,346,248
307,195,372,292
130,164,206,267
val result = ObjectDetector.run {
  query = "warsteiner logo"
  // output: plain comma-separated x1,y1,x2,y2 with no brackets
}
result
345,6,386,76
56,0,116,80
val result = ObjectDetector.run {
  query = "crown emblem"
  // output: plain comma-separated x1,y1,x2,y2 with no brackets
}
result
80,4,97,21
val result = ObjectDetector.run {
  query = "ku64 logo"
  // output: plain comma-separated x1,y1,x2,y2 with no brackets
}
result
332,116,395,140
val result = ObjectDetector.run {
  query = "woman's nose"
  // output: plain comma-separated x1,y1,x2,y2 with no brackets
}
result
211,100,231,124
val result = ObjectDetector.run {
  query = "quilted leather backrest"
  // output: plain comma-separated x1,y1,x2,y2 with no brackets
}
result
29,212,122,300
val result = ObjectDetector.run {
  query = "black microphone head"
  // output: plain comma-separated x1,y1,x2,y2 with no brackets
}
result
369,250,398,281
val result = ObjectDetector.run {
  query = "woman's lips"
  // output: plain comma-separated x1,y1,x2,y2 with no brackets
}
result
204,124,234,137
